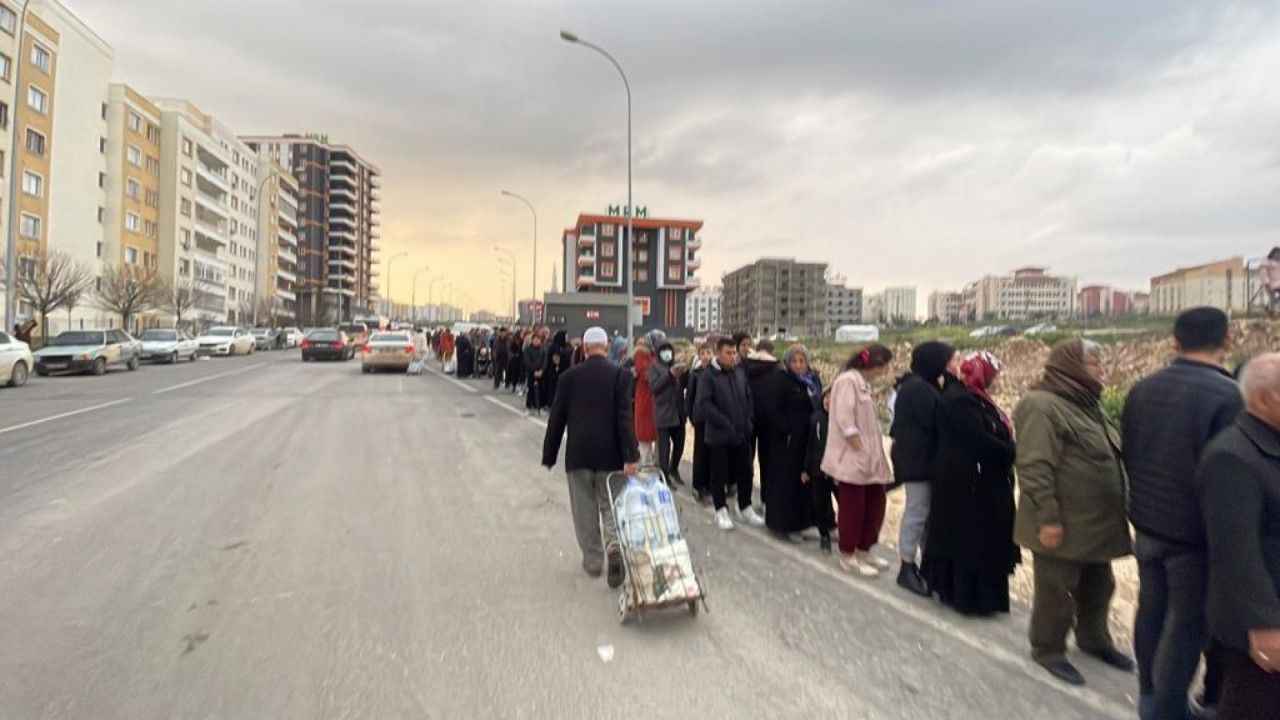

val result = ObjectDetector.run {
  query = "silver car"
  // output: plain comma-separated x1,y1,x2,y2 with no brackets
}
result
0,329,33,387
140,328,199,363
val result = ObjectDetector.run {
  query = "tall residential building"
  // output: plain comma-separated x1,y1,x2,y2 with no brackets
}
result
685,285,722,333
1078,285,1136,318
963,267,1077,321
825,283,863,333
560,210,703,334
243,134,382,325
103,84,162,280
927,290,965,325
862,292,884,324
721,258,828,338
256,161,299,322
883,286,917,324
1149,257,1248,316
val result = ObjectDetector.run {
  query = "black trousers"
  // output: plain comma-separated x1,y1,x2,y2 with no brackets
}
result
492,360,506,389
709,443,752,512
811,472,836,533
525,371,542,409
691,423,710,494
1218,645,1280,720
657,425,686,483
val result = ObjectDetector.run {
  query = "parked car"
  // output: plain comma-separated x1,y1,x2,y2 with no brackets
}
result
33,329,142,376
196,327,256,356
281,327,303,348
361,331,417,373
0,329,34,387
301,328,352,361
251,327,282,351
140,328,199,363
338,322,370,352
1024,323,1058,336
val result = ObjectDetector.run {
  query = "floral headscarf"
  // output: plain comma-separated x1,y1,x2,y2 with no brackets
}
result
962,350,1011,431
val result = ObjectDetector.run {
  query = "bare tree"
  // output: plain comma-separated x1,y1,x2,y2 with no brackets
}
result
15,250,94,344
95,263,166,333
163,275,210,331
256,295,283,328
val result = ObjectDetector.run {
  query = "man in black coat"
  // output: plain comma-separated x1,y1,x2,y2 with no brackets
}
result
1197,351,1280,718
542,326,640,588
523,333,547,413
694,337,763,531
1123,308,1243,720
493,328,510,390
685,342,715,503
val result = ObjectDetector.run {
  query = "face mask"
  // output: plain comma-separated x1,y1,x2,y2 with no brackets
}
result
660,350,673,363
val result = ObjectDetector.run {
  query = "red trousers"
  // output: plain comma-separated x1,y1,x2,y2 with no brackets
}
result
838,483,887,555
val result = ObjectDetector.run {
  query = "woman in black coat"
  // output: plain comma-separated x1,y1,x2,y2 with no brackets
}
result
921,351,1020,616
762,345,821,540
541,330,572,406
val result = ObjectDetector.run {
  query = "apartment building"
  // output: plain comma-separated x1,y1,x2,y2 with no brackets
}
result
1078,285,1137,318
102,84,161,277
255,160,299,322
243,134,382,325
883,286,917,324
560,210,704,335
685,285,721,333
927,290,966,325
862,292,883,324
721,258,828,338
825,283,863,333
1149,257,1248,316
962,267,1076,321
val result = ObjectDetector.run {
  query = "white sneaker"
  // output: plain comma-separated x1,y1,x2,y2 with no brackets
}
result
860,551,891,570
739,506,766,528
839,553,880,577
715,508,735,531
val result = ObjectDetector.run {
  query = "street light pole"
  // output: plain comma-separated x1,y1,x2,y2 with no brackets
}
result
412,265,430,324
560,29,634,343
494,246,517,322
4,0,33,331
385,251,408,320
499,191,537,310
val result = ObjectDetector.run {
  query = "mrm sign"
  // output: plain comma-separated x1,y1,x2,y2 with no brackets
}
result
607,204,648,218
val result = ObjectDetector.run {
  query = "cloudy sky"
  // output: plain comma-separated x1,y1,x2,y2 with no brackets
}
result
70,0,1280,315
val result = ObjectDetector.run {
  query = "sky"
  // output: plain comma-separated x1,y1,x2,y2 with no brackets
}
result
68,0,1280,316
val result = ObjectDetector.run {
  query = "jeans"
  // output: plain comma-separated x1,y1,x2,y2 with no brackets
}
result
898,480,931,563
1134,532,1217,720
837,483,887,555
1029,554,1117,663
657,425,686,483
709,443,753,511
565,469,620,569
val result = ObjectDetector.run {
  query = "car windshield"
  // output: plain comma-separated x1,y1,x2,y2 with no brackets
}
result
207,328,235,337
253,329,270,336
141,330,178,341
339,324,367,335
50,331,105,346
308,331,339,341
371,333,410,343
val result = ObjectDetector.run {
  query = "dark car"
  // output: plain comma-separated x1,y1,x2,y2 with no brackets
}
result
300,329,352,361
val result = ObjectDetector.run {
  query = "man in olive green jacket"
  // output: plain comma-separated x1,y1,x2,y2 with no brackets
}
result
1014,339,1134,687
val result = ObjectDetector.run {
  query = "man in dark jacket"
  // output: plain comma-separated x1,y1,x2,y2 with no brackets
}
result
743,340,784,506
493,328,510,390
889,341,956,597
1197,352,1280,718
542,326,640,588
1123,307,1243,720
694,336,763,531
649,340,688,487
523,333,547,414
685,342,715,503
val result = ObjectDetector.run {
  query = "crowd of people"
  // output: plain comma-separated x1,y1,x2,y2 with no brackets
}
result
428,307,1276,719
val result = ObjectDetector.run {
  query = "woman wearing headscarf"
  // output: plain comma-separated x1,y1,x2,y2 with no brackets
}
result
762,345,822,541
889,341,956,597
649,340,689,486
541,330,572,406
507,331,524,394
920,351,1020,617
632,343,658,464
1014,338,1134,686
455,333,475,378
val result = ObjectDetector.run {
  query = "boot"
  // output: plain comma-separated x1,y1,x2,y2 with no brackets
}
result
819,531,832,554
896,562,930,597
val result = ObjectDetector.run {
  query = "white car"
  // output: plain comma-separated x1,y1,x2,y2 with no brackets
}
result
281,327,303,348
140,328,199,363
196,327,256,356
0,329,33,387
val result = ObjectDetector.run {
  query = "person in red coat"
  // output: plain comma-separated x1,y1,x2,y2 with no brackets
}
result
633,343,658,464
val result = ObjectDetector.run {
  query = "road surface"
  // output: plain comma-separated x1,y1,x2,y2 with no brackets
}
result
0,354,1139,718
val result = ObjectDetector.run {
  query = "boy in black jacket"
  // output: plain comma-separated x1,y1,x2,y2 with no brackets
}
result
694,337,763,531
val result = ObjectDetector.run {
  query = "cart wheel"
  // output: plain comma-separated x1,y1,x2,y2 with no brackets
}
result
618,593,632,625
688,600,699,617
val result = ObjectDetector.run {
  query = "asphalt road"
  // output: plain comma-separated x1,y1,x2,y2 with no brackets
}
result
0,353,1140,719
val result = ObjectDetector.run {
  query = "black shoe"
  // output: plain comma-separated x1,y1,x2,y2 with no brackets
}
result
606,546,624,589
670,473,686,488
896,562,930,597
819,533,832,554
582,557,603,578
1082,647,1136,673
1037,658,1086,686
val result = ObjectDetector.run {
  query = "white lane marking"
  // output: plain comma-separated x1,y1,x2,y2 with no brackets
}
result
481,391,547,427
423,365,477,393
151,363,266,395
0,398,133,436
675,493,1132,720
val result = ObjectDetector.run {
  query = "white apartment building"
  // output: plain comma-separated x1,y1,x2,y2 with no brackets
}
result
883,286,917,324
256,160,299,322
685,285,721,333
927,290,965,324
1150,257,1248,315
862,292,884,324
964,267,1076,321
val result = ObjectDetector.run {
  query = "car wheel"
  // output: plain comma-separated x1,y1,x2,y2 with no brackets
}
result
170,352,179,364
127,356,140,371
190,351,198,363
92,357,107,376
9,361,28,387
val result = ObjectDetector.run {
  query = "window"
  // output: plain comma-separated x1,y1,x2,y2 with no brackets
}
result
126,213,141,233
125,247,139,264
601,242,615,258
668,246,682,261
179,259,190,276
126,178,141,199
145,189,159,208
0,52,10,81
98,172,105,188
100,102,107,120
20,213,40,240
26,85,46,113
97,206,105,222
127,111,142,132
99,137,106,154
180,229,191,249
0,100,7,129
601,261,615,277
634,267,649,282
145,156,160,176
0,5,15,34
30,44,49,73
21,170,41,197
180,198,191,217
669,266,682,281
601,223,615,238
669,227,684,241
145,220,157,239
180,168,191,186
127,145,142,167
96,241,102,258
182,138,192,157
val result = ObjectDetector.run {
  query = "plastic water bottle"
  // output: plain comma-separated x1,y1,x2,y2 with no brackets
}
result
621,479,651,549
647,479,681,542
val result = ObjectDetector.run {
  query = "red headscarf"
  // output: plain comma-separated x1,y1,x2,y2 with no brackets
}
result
961,351,1011,432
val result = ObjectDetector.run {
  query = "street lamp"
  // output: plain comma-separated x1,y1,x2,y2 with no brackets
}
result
499,191,537,308
560,29,634,343
412,265,431,324
2,0,32,332
494,245,517,321
385,251,409,320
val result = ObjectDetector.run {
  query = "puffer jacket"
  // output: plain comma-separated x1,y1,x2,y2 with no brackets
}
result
889,373,941,483
647,343,685,430
693,360,754,447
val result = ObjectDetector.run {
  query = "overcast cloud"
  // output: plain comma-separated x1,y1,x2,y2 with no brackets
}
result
69,0,1280,312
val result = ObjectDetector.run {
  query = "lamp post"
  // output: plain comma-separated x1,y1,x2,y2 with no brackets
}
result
412,265,431,324
385,251,408,320
2,0,31,332
560,29,634,343
494,246,516,321
499,191,537,308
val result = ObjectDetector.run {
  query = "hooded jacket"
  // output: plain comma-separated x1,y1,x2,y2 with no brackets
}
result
693,359,754,447
743,351,786,439
648,342,686,429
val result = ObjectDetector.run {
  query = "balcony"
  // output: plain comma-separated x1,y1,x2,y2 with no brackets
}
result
278,206,298,227
329,159,357,176
330,215,355,230
197,144,229,173
194,216,227,243
277,227,299,248
278,245,298,265
329,185,355,202
576,276,596,288
323,285,355,297
328,270,353,282
577,254,595,267
687,236,702,250
274,287,297,303
196,165,230,195
195,191,230,220
329,243,356,258
330,229,355,242
330,257,356,271
330,202,355,216
686,276,702,288
687,256,702,270
370,174,382,186
276,267,298,284
576,234,593,248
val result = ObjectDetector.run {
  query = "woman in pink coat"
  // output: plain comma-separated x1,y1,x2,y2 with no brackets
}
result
821,343,895,577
